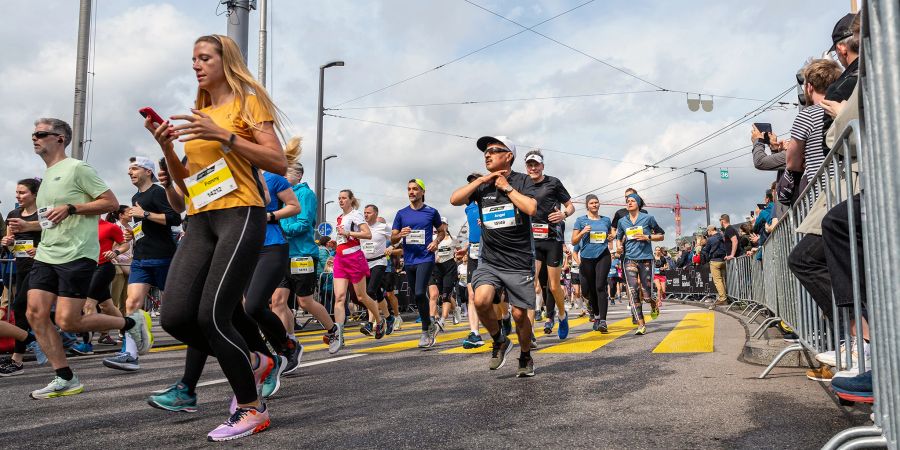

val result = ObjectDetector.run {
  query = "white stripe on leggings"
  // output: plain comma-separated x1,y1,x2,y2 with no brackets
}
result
211,208,255,371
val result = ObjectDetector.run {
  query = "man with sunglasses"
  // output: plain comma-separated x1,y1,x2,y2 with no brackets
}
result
14,118,147,399
450,135,539,377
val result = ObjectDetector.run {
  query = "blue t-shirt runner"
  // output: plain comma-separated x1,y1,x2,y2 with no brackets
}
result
392,204,442,266
573,215,612,259
263,172,291,247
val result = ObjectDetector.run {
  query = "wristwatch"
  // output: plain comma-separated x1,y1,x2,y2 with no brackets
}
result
66,204,77,215
143,211,150,219
268,212,277,223
502,185,514,194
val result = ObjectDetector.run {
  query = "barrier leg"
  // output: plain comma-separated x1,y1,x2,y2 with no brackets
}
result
820,426,884,450
758,343,802,379
748,307,768,324
752,317,781,338
835,436,889,450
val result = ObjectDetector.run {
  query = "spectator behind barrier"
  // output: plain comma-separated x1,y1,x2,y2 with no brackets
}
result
701,225,728,305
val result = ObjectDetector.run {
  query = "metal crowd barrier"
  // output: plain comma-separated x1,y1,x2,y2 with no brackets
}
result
824,2,899,448
662,266,717,302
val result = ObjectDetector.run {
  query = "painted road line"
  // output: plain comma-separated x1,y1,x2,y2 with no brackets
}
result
652,312,715,353
537,315,656,354
193,354,365,388
357,327,474,353
303,323,469,352
441,317,594,354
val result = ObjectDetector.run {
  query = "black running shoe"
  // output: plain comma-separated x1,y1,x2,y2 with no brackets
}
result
360,322,373,336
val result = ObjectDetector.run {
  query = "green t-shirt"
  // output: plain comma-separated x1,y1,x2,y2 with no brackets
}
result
35,158,109,264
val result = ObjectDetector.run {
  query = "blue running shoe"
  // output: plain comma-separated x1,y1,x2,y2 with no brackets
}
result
148,383,198,413
558,313,570,340
70,342,94,356
462,332,485,349
415,316,422,324
386,315,396,335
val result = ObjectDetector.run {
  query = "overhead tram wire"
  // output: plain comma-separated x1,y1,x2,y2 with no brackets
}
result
329,0,598,108
323,112,661,166
570,84,795,199
327,89,663,111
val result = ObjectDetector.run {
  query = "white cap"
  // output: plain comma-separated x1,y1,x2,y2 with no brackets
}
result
441,216,448,224
476,135,517,159
524,153,543,164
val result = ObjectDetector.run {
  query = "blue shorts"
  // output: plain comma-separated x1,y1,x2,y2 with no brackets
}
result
128,258,172,289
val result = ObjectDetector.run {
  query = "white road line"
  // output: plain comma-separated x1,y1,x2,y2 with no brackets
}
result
195,354,365,388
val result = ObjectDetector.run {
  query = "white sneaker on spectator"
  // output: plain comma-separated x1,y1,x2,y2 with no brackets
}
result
831,366,862,379
815,339,869,367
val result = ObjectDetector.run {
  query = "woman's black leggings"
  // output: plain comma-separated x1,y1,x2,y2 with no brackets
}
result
405,261,435,331
12,267,31,354
160,207,268,404
244,243,290,355
580,253,612,320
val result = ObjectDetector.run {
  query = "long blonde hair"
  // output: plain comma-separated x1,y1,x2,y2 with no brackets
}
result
194,34,285,140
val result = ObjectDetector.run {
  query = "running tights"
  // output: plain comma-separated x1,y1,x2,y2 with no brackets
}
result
244,243,290,355
160,207,267,404
624,259,653,320
405,261,435,331
580,253,612,320
12,269,31,354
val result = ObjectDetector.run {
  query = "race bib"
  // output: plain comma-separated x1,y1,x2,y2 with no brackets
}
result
626,226,643,240
459,272,468,284
532,223,549,239
406,229,426,245
362,241,377,255
13,240,34,258
468,243,480,259
482,203,516,230
589,231,607,244
38,206,55,229
335,233,348,245
130,221,144,242
437,246,452,258
571,265,579,274
185,158,239,210
290,257,315,274
654,267,661,275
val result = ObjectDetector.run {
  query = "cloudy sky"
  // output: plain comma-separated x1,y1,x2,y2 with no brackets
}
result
1,0,853,247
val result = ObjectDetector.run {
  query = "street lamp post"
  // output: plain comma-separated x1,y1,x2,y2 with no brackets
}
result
315,60,345,226
323,200,335,226
694,169,711,225
319,154,338,223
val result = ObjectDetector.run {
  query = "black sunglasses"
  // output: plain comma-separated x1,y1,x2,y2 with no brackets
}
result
32,131,62,139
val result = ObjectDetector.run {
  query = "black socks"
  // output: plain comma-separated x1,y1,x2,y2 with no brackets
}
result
56,367,74,381
121,317,136,332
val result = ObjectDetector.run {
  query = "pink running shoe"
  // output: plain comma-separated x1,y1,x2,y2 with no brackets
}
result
207,406,270,441
229,352,275,413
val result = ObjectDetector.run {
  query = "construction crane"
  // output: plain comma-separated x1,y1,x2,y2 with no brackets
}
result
594,194,707,237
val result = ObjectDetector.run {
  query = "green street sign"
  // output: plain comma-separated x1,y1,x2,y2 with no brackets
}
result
720,168,729,180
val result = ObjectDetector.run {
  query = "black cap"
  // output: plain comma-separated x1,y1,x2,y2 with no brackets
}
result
466,172,481,183
830,13,856,52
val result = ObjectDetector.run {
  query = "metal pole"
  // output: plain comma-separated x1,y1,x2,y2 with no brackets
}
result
695,169,711,225
315,61,344,226
257,0,267,86
71,0,92,160
224,0,253,63
315,66,326,226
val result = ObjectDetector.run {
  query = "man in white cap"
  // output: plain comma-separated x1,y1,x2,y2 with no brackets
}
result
450,135,539,377
103,156,182,371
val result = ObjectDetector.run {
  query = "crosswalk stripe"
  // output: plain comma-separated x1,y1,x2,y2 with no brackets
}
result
303,323,468,352
652,312,714,353
441,316,593,354
357,326,473,353
537,314,658,354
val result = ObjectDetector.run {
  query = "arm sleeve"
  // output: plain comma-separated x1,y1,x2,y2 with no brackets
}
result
752,142,787,170
75,162,111,199
280,189,316,237
155,186,183,226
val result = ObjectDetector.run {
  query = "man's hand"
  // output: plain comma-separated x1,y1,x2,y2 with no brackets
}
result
1,236,13,246
751,124,765,143
398,226,411,238
158,168,172,187
477,172,503,186
130,203,146,219
769,136,786,152
493,172,511,192
123,227,134,242
725,255,735,261
102,250,118,261
44,205,71,224
820,99,847,119
426,241,438,252
26,248,36,258
547,210,566,223
582,225,592,234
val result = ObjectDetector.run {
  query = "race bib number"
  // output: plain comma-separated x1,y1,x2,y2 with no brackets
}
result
589,231,607,244
362,241,377,255
290,257,314,274
532,223,549,239
130,221,144,242
437,246,452,258
654,267,661,275
468,243,480,259
38,206,55,229
406,229,426,245
185,158,238,210
626,226,643,240
571,265,579,274
336,233,348,245
13,240,34,258
482,204,516,230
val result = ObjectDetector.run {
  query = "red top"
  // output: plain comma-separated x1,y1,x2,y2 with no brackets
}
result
335,210,364,255
98,219,125,264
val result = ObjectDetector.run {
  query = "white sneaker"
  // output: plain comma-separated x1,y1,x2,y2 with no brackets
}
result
393,315,403,331
453,309,461,325
417,331,430,348
435,318,445,332
30,375,84,399
816,339,869,367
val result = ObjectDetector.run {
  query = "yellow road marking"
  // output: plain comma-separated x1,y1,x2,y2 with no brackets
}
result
537,314,656,354
652,312,714,353
304,323,468,352
357,327,473,353
441,316,593,354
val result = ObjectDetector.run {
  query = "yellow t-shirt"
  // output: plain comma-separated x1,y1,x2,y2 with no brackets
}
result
183,94,273,215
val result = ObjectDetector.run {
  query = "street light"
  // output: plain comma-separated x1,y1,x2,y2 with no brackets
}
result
323,200,335,224
315,60,345,226
694,169,711,225
319,154,338,224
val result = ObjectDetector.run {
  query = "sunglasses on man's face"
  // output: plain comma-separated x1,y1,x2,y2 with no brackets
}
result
32,131,61,139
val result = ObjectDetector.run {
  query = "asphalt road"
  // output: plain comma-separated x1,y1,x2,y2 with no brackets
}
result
0,302,871,449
